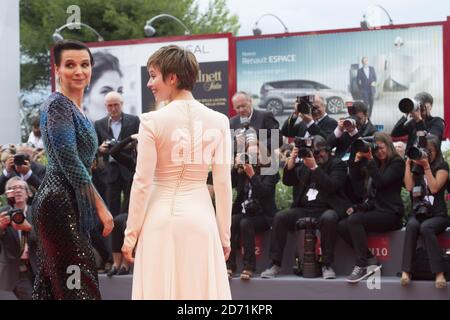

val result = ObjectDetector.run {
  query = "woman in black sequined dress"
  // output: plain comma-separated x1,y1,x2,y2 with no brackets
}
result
32,40,114,300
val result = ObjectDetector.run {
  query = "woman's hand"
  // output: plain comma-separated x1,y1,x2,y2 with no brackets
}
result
223,246,231,261
243,164,255,178
303,155,318,170
405,158,412,167
355,149,373,162
122,245,135,264
413,158,430,169
96,202,114,237
286,147,299,170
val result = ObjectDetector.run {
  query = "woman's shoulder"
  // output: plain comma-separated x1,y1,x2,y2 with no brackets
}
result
436,160,449,172
139,111,157,124
192,100,229,124
41,92,73,114
389,155,406,166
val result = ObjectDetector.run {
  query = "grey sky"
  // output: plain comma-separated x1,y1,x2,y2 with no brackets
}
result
197,0,450,36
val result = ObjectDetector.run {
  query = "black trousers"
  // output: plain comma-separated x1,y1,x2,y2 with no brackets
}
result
13,270,33,300
401,215,449,274
90,220,112,263
112,213,128,253
269,207,339,266
338,210,402,267
227,214,270,271
361,89,374,118
106,175,132,217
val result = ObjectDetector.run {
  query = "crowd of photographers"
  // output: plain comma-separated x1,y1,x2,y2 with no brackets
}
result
0,89,449,299
228,91,448,289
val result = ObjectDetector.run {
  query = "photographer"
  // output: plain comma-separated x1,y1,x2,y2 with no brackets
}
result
0,177,37,300
227,143,279,280
0,145,46,196
391,92,444,149
230,91,282,153
338,132,404,283
261,136,350,279
327,101,376,160
281,94,337,140
401,134,449,289
103,133,138,277
94,91,140,217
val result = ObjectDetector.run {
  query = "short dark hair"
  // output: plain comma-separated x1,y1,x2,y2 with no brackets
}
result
147,45,199,91
414,92,433,106
53,40,94,67
353,101,368,115
313,135,329,152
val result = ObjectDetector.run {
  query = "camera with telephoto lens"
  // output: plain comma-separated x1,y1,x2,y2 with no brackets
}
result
412,198,432,222
294,136,315,158
296,95,315,115
13,154,28,166
295,217,320,278
352,136,378,153
411,179,432,222
399,98,422,114
406,131,429,175
5,190,25,225
342,116,357,129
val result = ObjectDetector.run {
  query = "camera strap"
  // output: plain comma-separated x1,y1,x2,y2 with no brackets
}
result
423,177,435,206
241,184,253,214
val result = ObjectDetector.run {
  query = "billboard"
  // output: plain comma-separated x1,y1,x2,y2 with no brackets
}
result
53,35,231,123
236,26,444,133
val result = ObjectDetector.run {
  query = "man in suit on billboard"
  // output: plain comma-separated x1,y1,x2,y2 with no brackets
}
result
357,57,377,118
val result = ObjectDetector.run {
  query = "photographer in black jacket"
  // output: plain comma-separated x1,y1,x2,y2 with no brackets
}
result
227,142,279,280
327,101,377,160
281,94,337,140
103,133,138,277
401,134,449,289
261,135,351,280
391,92,444,149
338,132,404,283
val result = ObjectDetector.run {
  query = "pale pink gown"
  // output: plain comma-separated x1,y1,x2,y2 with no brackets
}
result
123,99,232,300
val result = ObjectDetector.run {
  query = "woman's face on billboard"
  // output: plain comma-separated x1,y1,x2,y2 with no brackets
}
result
84,70,123,122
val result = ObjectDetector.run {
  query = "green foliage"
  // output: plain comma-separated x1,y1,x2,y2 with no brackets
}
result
275,170,292,211
20,0,240,92
401,187,412,223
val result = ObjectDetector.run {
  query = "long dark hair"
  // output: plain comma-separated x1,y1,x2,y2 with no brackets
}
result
374,132,400,164
85,51,123,94
426,134,444,173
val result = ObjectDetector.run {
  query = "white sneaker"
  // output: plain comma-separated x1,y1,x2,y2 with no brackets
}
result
260,265,282,279
322,265,336,279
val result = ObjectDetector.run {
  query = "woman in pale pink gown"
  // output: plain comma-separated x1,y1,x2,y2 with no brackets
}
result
122,45,232,300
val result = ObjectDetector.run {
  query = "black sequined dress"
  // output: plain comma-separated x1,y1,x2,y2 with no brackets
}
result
32,92,101,300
